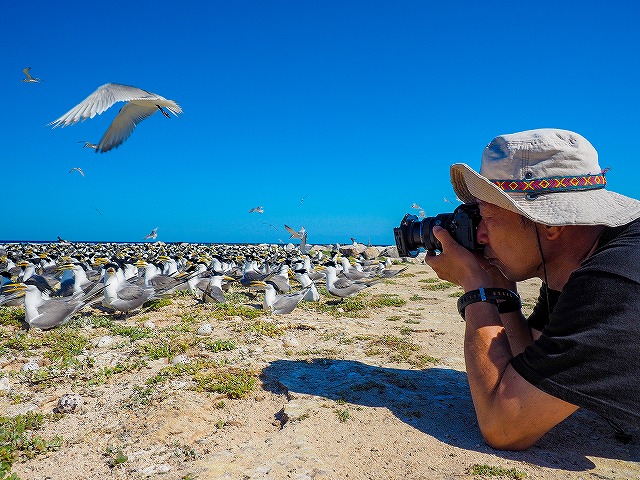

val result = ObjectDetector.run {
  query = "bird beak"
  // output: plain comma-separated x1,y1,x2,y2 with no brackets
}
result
3,283,26,293
248,281,266,288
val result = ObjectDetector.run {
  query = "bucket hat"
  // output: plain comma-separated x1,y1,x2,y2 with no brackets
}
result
450,128,640,226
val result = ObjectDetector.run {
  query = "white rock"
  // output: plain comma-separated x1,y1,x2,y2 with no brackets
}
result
282,336,299,348
143,320,155,329
197,323,213,335
0,377,10,392
96,335,114,348
22,361,40,371
171,354,190,365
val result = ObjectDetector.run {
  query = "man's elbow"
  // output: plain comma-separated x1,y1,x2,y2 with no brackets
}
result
478,420,542,451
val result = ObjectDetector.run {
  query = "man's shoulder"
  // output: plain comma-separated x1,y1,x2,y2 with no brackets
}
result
578,217,640,283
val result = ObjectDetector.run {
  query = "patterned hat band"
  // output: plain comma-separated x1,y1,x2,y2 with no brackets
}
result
492,171,607,195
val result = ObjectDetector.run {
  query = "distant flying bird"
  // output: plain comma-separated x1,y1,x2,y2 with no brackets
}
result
48,83,182,153
418,210,426,219
144,228,158,240
69,167,84,177
263,222,278,231
298,195,308,207
93,207,103,216
22,67,42,83
285,225,306,239
249,206,264,214
411,203,422,210
79,141,98,150
443,197,452,203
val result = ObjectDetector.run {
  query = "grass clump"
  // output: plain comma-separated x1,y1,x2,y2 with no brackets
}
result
0,307,24,328
468,464,526,479
210,303,263,320
143,298,172,311
421,281,457,291
0,413,63,476
365,335,420,363
368,294,406,308
193,369,256,399
137,338,189,360
42,329,88,365
203,339,236,353
242,320,284,337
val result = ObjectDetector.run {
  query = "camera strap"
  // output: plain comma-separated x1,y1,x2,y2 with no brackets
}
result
457,288,521,320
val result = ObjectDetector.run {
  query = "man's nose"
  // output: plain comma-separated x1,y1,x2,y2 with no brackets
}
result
476,220,488,245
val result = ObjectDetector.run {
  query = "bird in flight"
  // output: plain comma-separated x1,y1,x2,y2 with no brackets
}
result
49,83,182,153
285,225,306,239
298,195,308,207
411,203,422,210
22,67,42,83
249,206,264,214
79,141,98,150
144,228,158,240
69,167,84,177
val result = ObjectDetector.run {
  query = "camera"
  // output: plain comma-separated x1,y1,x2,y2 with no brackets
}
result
393,203,483,257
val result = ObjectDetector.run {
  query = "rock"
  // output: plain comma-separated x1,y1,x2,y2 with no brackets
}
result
380,245,399,258
282,336,299,348
339,244,366,257
143,320,155,329
362,247,380,260
0,377,10,392
171,354,190,365
55,393,83,413
197,323,213,336
95,335,114,348
22,361,40,371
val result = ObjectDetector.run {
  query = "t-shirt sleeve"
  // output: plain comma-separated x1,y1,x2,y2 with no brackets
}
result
511,271,640,428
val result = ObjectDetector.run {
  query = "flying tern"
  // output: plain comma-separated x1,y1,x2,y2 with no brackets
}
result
49,83,182,153
22,67,42,83
69,167,84,177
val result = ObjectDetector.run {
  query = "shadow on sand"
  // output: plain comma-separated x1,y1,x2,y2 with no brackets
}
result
260,358,638,471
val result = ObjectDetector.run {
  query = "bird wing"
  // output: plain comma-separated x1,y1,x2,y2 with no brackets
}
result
23,67,34,80
116,284,149,301
48,83,169,128
273,286,310,314
96,102,159,152
285,225,302,239
69,167,84,176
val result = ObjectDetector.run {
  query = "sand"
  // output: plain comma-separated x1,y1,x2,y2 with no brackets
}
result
1,262,638,479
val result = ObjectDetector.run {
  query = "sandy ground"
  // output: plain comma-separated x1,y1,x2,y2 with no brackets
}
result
1,262,639,479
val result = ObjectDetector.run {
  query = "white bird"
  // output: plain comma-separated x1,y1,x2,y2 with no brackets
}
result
22,67,42,83
285,224,306,239
48,83,182,153
69,167,84,177
250,280,311,315
319,262,381,299
411,203,422,210
79,141,98,150
249,206,264,214
144,228,158,240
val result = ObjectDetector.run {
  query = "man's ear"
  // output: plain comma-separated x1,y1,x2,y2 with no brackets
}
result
542,225,565,240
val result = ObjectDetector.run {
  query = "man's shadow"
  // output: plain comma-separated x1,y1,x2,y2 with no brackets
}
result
260,359,639,471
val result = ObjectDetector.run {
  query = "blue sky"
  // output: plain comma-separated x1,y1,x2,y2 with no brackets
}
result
2,0,640,245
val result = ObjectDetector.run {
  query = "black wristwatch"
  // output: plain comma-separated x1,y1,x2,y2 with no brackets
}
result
457,288,521,319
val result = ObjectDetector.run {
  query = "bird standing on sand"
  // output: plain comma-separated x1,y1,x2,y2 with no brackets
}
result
3,278,102,330
319,262,381,299
250,280,311,315
49,83,182,153
22,67,42,83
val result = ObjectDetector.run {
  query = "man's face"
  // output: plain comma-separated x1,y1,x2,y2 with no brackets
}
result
476,201,540,282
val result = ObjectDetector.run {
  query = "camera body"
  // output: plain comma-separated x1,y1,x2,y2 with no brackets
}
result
393,203,483,257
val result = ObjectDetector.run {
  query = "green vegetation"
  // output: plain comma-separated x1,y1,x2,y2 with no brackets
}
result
0,413,63,477
421,280,457,291
335,408,350,422
104,446,128,468
142,298,172,311
193,370,256,398
203,339,236,353
468,464,526,479
0,307,24,328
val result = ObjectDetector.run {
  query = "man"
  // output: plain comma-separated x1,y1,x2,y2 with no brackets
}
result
424,128,640,450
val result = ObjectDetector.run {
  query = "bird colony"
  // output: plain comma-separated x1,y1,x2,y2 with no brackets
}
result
1,241,404,330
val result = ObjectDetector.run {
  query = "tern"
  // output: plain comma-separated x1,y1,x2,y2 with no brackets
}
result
250,281,311,315
49,83,182,153
69,167,84,177
144,228,158,240
249,206,264,214
22,67,42,83
318,262,381,299
79,141,98,150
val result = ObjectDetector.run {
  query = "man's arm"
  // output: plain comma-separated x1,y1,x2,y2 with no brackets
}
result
425,227,577,450
463,301,578,450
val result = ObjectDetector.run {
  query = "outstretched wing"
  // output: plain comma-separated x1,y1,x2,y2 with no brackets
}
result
48,83,162,128
97,102,159,152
